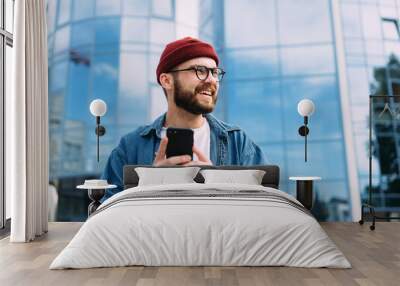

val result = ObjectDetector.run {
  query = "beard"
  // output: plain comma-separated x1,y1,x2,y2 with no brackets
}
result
173,76,218,115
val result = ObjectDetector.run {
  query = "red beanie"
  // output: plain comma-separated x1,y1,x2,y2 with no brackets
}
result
156,37,219,85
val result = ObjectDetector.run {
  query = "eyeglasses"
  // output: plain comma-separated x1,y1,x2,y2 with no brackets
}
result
169,65,226,82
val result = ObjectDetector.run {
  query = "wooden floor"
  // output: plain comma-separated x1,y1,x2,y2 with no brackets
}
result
0,222,399,286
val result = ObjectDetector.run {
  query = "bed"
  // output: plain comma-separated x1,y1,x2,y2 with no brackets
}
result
50,165,351,269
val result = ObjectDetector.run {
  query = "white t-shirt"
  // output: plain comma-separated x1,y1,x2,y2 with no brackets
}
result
161,119,211,161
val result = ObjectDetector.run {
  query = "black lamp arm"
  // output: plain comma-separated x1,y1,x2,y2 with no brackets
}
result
95,116,106,162
298,116,310,162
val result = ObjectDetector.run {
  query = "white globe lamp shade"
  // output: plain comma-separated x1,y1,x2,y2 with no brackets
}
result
90,99,107,117
297,99,315,117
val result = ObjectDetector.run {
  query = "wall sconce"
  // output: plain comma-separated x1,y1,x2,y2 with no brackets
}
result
297,99,315,162
89,99,107,162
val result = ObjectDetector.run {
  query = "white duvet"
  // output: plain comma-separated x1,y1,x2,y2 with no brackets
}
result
50,183,351,269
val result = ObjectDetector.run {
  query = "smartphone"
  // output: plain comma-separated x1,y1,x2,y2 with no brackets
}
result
166,127,194,160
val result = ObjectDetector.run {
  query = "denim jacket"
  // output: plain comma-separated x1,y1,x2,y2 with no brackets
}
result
100,113,266,201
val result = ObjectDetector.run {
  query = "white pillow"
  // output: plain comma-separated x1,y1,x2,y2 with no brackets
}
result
135,167,200,186
200,169,266,185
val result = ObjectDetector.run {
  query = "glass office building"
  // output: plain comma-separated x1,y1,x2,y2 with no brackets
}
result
340,0,400,213
47,0,400,221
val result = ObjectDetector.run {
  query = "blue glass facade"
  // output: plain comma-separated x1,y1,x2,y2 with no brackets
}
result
48,0,180,179
340,0,400,213
47,0,400,221
200,0,351,220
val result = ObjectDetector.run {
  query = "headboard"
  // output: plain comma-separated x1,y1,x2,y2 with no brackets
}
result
123,165,280,189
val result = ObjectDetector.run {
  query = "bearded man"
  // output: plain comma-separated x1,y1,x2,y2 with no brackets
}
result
101,37,266,200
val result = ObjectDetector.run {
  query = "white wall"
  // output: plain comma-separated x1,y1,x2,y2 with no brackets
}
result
5,45,14,220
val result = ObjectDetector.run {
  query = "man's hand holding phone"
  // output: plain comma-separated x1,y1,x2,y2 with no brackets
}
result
153,137,192,166
182,146,212,166
153,127,212,166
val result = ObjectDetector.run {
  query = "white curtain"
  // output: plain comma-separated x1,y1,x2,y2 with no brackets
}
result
7,0,49,242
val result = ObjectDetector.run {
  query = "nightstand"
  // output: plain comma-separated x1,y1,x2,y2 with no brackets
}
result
289,176,321,210
77,180,116,216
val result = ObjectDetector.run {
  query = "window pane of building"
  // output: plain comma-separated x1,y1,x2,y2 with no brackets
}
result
119,53,148,125
261,143,286,179
345,39,365,57
281,45,335,76
176,0,198,27
361,5,382,40
227,80,283,143
73,0,94,21
351,104,369,125
354,133,380,176
48,37,55,60
148,53,160,84
385,41,400,59
264,144,285,170
358,176,380,206
66,59,90,121
225,48,279,80
54,26,70,55
94,18,120,47
380,0,396,6
224,0,277,48
61,120,87,175
57,0,70,26
71,21,94,48
341,3,363,39
286,141,347,180
49,61,69,91
47,0,57,34
347,67,370,104
392,82,400,95
278,0,332,45
198,18,213,43
119,52,147,98
365,40,384,57
152,0,173,18
380,5,397,19
121,18,148,44
382,19,400,40
307,180,350,221
150,19,175,44
359,0,378,5
150,85,166,121
122,0,149,16
96,0,121,16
